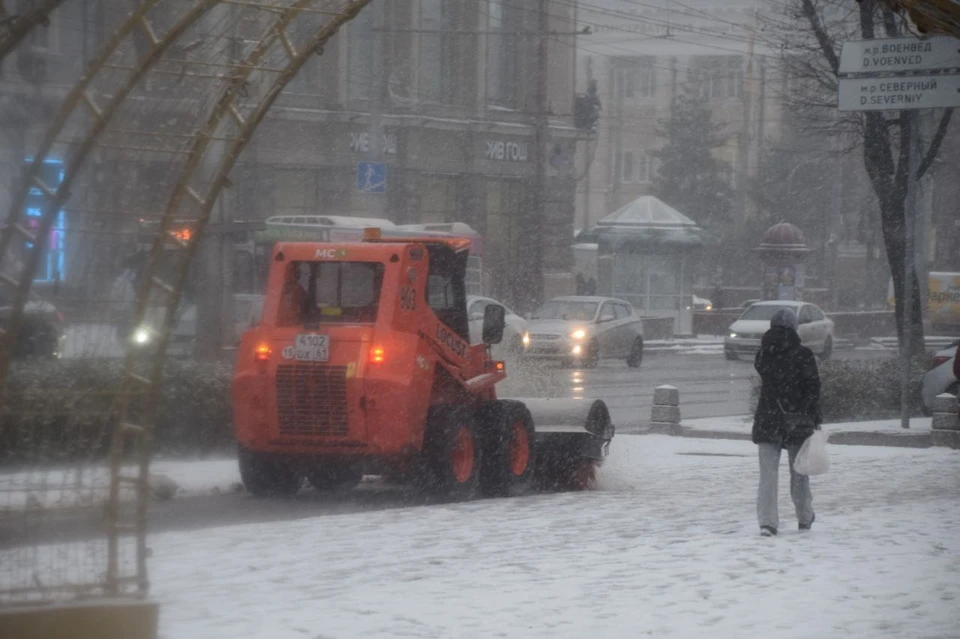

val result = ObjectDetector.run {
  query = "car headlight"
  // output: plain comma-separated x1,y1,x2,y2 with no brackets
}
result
521,332,530,347
133,327,152,345
729,332,738,339
570,328,587,340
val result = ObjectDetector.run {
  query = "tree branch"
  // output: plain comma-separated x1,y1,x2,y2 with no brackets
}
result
800,0,840,74
916,108,954,179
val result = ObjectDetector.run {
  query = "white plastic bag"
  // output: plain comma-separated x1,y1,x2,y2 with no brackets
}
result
794,429,829,476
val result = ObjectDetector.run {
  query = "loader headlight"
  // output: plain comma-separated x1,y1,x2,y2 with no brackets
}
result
571,344,582,355
522,332,530,347
570,328,587,340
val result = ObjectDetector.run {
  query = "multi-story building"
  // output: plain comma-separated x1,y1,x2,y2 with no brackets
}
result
215,0,586,308
574,0,780,232
0,1,587,324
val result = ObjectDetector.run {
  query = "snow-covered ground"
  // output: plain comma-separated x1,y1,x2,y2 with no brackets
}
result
130,435,960,638
0,458,240,510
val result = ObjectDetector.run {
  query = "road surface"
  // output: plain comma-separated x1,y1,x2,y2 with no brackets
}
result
0,350,891,548
499,348,886,431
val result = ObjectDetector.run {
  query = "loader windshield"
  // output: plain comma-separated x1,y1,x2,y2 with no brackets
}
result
278,260,384,325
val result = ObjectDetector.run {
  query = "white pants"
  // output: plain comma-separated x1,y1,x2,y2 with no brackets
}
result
757,442,814,530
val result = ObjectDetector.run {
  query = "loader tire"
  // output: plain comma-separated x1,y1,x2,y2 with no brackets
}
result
477,400,536,497
419,405,482,500
238,446,302,497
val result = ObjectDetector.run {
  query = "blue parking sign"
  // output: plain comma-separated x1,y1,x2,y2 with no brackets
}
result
357,162,387,193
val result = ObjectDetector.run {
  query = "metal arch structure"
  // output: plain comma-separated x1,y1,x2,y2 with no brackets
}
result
0,0,223,392
103,0,375,596
0,0,374,600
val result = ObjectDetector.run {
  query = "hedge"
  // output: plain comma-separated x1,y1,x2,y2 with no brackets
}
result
0,359,234,465
750,356,928,423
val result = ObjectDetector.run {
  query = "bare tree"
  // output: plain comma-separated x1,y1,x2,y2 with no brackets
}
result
763,0,954,355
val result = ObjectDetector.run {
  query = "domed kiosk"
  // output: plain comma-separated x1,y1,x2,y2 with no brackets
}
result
576,196,703,335
756,222,811,301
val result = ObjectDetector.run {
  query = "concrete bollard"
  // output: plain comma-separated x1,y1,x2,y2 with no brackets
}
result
931,392,960,449
650,384,682,435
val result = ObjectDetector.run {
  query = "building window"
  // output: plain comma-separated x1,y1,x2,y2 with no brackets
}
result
420,175,459,223
622,151,650,184
347,3,375,99
636,65,656,98
693,56,743,101
617,58,656,100
274,169,317,216
618,69,635,98
486,0,522,109
622,151,634,183
23,159,66,282
27,11,59,54
420,0,460,105
287,56,317,95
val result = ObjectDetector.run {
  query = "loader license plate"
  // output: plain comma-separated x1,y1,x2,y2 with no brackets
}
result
294,334,329,362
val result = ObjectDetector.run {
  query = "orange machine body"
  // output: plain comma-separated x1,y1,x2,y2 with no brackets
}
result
232,238,504,469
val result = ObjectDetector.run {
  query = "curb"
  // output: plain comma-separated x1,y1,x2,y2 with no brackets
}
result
637,423,938,449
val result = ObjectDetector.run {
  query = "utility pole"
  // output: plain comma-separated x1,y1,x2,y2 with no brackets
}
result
612,65,623,211
518,0,548,311
901,110,919,430
368,0,386,217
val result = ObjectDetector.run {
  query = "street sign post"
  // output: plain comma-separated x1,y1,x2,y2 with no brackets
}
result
837,35,960,430
839,36,960,74
837,74,960,111
357,162,387,194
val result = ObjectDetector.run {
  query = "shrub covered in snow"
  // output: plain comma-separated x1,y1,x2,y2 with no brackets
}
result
751,356,928,422
0,359,234,463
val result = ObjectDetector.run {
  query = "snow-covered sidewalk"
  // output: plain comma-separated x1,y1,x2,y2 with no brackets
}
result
133,435,960,638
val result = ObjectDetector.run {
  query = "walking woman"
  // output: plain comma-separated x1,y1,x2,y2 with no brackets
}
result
752,308,822,536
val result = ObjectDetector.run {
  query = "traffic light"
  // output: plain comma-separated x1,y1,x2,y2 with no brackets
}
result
574,79,602,131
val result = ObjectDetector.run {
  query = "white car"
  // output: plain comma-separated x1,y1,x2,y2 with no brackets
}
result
467,295,526,354
521,296,644,368
921,342,958,412
725,300,834,361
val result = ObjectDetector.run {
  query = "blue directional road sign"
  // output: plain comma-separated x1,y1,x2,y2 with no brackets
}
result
357,162,387,193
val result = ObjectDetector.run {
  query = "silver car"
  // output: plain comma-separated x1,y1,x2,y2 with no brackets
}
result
922,342,958,412
521,296,644,368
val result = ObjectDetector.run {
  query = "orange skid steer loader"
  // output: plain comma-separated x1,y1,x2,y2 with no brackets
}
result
232,230,615,498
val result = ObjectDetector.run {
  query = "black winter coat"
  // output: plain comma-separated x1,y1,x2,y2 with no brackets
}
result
752,326,822,447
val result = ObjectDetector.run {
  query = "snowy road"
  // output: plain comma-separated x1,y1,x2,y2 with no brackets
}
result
500,350,887,428
135,435,957,638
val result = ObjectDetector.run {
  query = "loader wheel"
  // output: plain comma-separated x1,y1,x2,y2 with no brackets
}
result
419,405,482,500
477,400,536,497
626,337,644,368
238,446,302,497
306,464,362,491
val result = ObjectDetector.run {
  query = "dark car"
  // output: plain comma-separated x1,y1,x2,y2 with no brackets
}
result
0,300,66,359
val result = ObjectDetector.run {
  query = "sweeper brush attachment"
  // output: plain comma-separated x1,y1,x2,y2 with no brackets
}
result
505,398,615,492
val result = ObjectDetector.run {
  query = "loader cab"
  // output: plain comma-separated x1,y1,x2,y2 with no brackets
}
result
424,242,470,343
276,259,385,328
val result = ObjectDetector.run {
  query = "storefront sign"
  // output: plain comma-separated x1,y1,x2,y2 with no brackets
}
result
349,131,397,155
485,140,528,162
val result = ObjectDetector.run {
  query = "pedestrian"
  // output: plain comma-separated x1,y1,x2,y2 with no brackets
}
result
752,307,821,537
